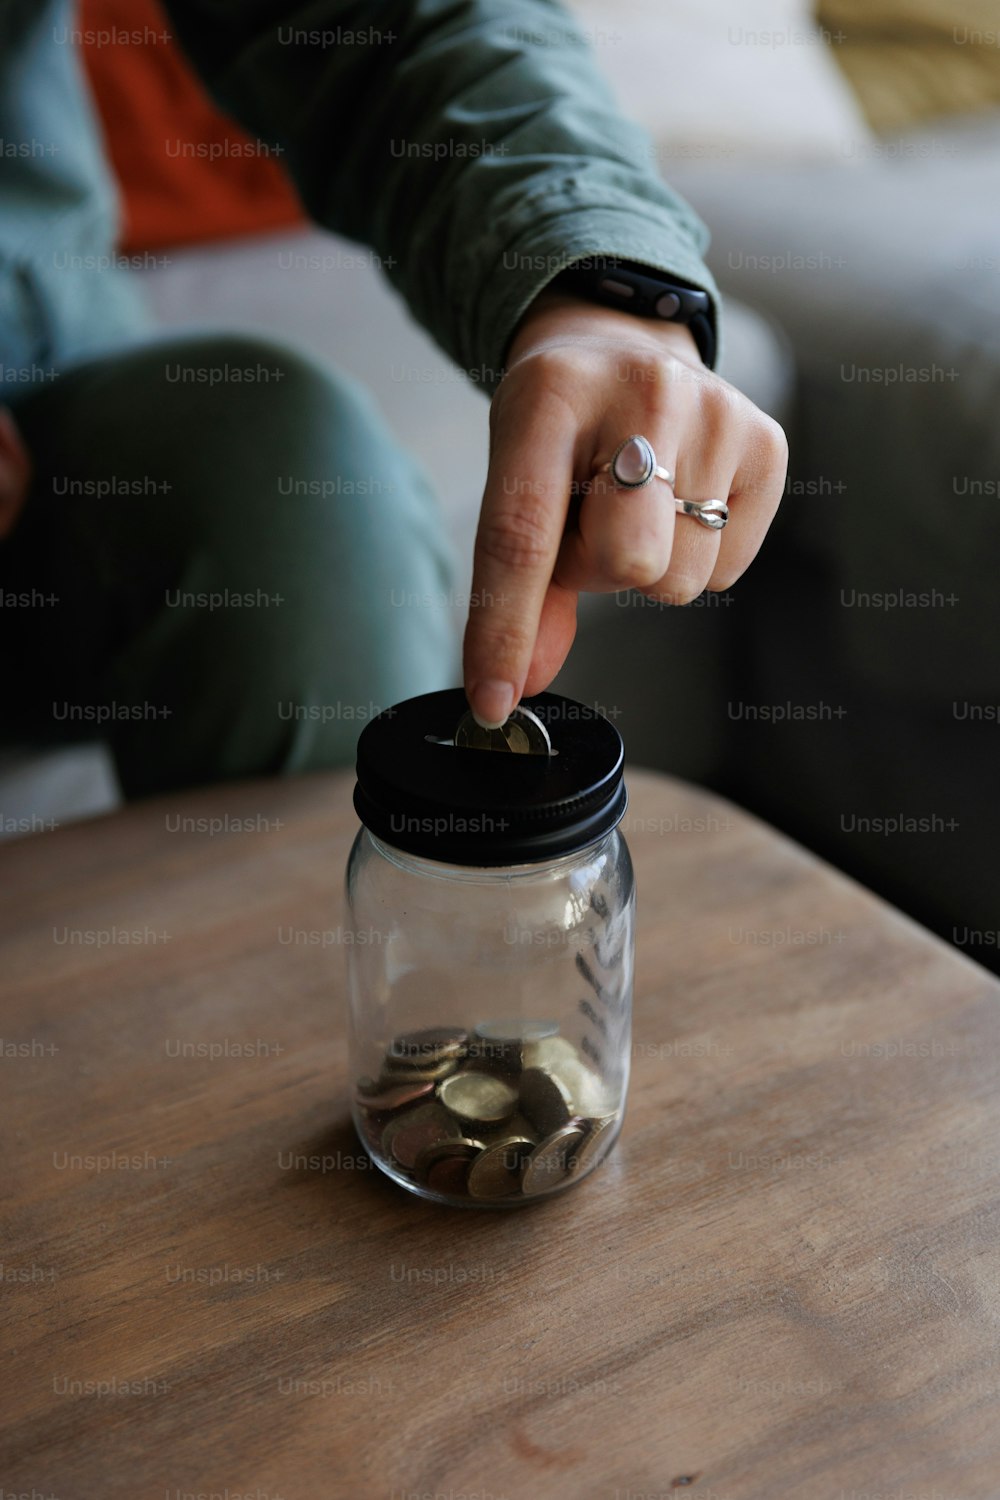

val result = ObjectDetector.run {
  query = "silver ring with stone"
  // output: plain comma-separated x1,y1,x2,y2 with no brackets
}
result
598,435,729,530
598,435,673,491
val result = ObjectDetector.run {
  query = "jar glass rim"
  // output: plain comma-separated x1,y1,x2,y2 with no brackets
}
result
364,827,619,884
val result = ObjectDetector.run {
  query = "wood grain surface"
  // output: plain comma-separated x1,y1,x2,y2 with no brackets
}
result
1,768,999,1500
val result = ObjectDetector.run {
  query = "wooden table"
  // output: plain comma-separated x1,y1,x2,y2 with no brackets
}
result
2,769,999,1500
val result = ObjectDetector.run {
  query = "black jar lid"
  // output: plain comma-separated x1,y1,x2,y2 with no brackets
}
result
353,689,626,866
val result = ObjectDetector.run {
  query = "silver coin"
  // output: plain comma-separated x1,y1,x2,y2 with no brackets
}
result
474,1019,560,1044
454,704,552,756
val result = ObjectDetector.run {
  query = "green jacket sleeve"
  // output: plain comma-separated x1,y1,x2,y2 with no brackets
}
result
160,0,721,391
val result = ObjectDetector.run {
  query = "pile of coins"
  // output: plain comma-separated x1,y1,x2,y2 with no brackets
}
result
355,1021,620,1203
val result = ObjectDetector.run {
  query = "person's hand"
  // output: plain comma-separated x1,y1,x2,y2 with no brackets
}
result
0,405,32,540
462,288,788,728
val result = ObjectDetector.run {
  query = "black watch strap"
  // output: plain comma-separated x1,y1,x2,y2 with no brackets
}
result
553,256,717,368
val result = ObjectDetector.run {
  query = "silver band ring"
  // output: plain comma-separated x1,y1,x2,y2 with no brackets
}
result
597,433,729,530
675,497,729,531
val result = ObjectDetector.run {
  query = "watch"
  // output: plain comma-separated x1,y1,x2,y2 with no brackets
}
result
552,255,717,368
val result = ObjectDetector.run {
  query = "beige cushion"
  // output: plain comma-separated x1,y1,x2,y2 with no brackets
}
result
817,0,1000,131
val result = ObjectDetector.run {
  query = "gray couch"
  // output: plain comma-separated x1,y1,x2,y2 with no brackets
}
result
562,112,1000,967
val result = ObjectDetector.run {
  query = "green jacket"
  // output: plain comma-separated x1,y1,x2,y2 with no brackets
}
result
0,0,719,405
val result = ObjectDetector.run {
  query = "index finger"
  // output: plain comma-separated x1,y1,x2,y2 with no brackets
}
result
463,390,577,727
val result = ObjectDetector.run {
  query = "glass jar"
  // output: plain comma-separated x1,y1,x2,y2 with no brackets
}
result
345,688,634,1207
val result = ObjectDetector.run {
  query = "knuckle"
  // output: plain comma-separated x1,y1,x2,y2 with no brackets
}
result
754,413,789,471
595,541,666,592
702,377,746,428
653,573,703,607
620,354,694,417
524,345,581,384
616,350,663,388
494,349,582,423
477,504,552,571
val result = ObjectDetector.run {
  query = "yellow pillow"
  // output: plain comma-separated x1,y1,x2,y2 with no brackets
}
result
816,0,1000,132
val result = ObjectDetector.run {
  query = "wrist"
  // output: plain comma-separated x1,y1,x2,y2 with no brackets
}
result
507,285,704,371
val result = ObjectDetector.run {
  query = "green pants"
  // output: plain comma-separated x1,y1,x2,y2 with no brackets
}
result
1,333,460,798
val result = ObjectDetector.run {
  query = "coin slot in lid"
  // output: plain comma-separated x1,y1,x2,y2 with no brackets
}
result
423,703,556,757
423,733,558,757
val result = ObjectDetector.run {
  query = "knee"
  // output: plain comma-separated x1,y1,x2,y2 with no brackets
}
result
160,332,380,473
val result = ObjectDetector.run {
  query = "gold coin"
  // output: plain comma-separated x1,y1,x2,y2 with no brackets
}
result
522,1035,580,1072
355,1078,435,1112
478,1110,536,1143
412,1136,484,1190
453,704,552,756
519,1066,574,1136
565,1114,619,1177
467,1136,535,1200
438,1070,518,1125
521,1122,586,1196
379,1054,460,1086
381,1102,457,1169
553,1056,617,1118
424,1147,483,1196
385,1026,469,1068
426,1157,471,1195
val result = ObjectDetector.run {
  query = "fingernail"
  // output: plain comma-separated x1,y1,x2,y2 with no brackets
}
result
469,680,516,730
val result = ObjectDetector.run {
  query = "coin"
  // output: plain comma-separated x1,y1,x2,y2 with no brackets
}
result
382,1102,458,1170
379,1054,460,1085
521,1122,587,1196
478,1110,536,1144
438,1070,518,1126
454,704,552,756
475,1019,560,1043
385,1026,469,1068
519,1066,574,1136
426,1156,475,1195
565,1114,619,1177
355,1078,436,1112
522,1035,580,1072
407,1134,482,1182
467,1136,535,1200
358,1019,621,1202
469,1019,560,1071
555,1057,617,1118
